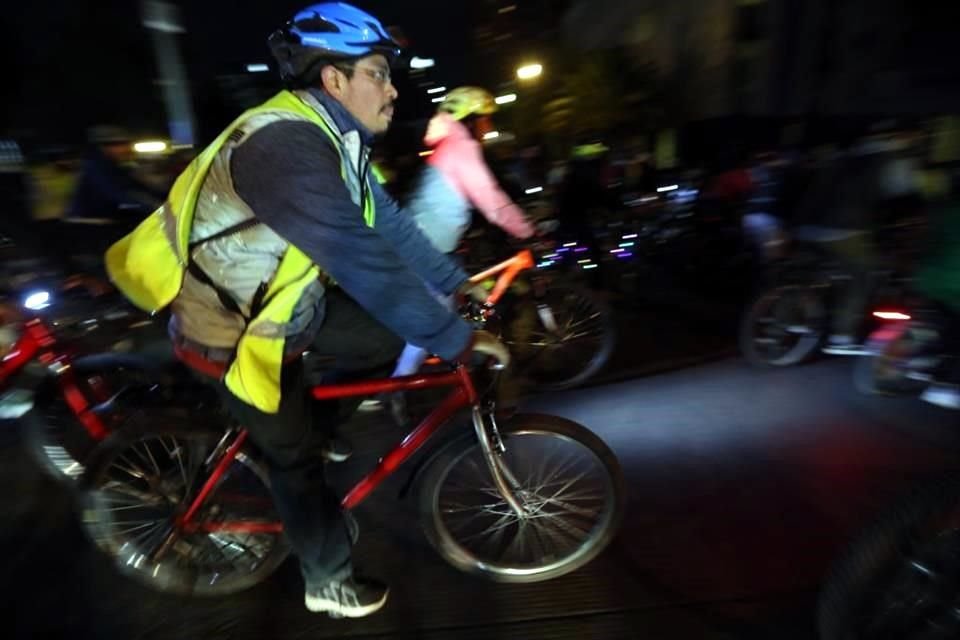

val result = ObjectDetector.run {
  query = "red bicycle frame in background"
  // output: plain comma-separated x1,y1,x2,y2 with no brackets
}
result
178,364,481,535
0,318,109,439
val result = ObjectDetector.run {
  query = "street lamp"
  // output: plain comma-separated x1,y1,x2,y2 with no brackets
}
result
516,63,543,80
133,140,169,154
410,57,435,70
141,0,195,146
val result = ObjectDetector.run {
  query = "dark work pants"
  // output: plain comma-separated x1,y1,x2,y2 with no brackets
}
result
219,289,403,587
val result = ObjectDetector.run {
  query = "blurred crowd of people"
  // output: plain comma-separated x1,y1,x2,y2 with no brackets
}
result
0,126,195,270
4,114,960,293
3,126,192,227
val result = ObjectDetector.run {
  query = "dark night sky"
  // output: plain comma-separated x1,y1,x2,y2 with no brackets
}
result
5,0,472,143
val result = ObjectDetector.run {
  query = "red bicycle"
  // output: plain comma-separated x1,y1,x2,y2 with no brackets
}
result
78,252,626,596
0,282,196,484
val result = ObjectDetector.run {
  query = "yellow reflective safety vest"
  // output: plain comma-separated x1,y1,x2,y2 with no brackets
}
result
106,90,376,413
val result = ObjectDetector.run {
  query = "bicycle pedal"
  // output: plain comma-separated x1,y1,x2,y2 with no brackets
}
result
328,612,344,619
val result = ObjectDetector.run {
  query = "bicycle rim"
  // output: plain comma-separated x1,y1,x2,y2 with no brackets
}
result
24,368,141,484
506,287,613,390
82,431,288,596
424,420,622,582
743,286,824,366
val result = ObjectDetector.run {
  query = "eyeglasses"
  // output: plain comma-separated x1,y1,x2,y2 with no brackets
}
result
336,64,392,87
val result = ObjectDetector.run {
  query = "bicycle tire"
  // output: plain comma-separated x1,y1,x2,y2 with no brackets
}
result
740,284,825,367
818,472,960,640
418,413,624,583
21,360,156,485
505,285,615,391
80,424,290,597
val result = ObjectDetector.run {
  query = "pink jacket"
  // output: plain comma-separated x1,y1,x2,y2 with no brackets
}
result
423,113,534,241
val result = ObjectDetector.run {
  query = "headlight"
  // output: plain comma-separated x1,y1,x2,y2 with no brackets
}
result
23,290,52,311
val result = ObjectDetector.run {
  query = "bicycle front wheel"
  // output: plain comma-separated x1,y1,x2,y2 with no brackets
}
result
418,413,624,583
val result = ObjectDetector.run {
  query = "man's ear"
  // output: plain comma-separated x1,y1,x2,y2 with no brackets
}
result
320,65,345,98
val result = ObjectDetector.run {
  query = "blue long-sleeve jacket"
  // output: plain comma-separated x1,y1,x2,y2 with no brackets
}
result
230,90,471,359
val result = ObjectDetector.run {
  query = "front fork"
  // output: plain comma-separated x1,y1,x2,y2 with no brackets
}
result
472,402,527,518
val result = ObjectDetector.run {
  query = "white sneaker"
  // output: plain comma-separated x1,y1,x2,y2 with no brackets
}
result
823,335,864,355
921,383,960,410
305,576,389,618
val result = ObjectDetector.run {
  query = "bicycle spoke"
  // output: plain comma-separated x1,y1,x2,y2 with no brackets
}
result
169,438,190,490
563,330,603,343
113,454,149,482
84,429,287,596
114,521,160,537
527,517,555,561
129,523,165,546
529,509,594,542
140,441,163,477
101,482,164,504
441,500,516,516
528,440,564,492
126,441,159,477
564,312,603,334
533,483,606,504
534,471,589,510
459,511,520,544
156,436,177,459
529,452,585,496
503,519,530,562
535,497,602,521
103,502,157,512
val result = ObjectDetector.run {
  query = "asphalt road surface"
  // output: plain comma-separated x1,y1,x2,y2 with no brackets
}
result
3,357,959,639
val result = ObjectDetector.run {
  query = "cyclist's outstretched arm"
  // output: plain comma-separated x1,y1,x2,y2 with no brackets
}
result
448,137,534,240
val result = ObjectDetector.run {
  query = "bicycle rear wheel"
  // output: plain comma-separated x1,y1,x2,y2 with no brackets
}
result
418,413,624,583
504,285,615,391
80,427,289,596
740,284,826,367
23,361,155,485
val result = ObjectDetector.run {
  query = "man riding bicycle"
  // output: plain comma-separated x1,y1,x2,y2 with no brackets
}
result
106,3,506,618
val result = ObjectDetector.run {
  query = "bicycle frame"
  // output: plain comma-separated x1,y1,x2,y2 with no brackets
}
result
468,249,535,307
178,365,484,535
176,252,538,536
1,318,110,439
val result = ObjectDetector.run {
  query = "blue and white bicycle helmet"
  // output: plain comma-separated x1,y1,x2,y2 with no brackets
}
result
269,3,402,86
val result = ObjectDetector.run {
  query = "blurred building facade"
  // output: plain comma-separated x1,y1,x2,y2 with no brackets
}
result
468,0,572,92
561,0,960,119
